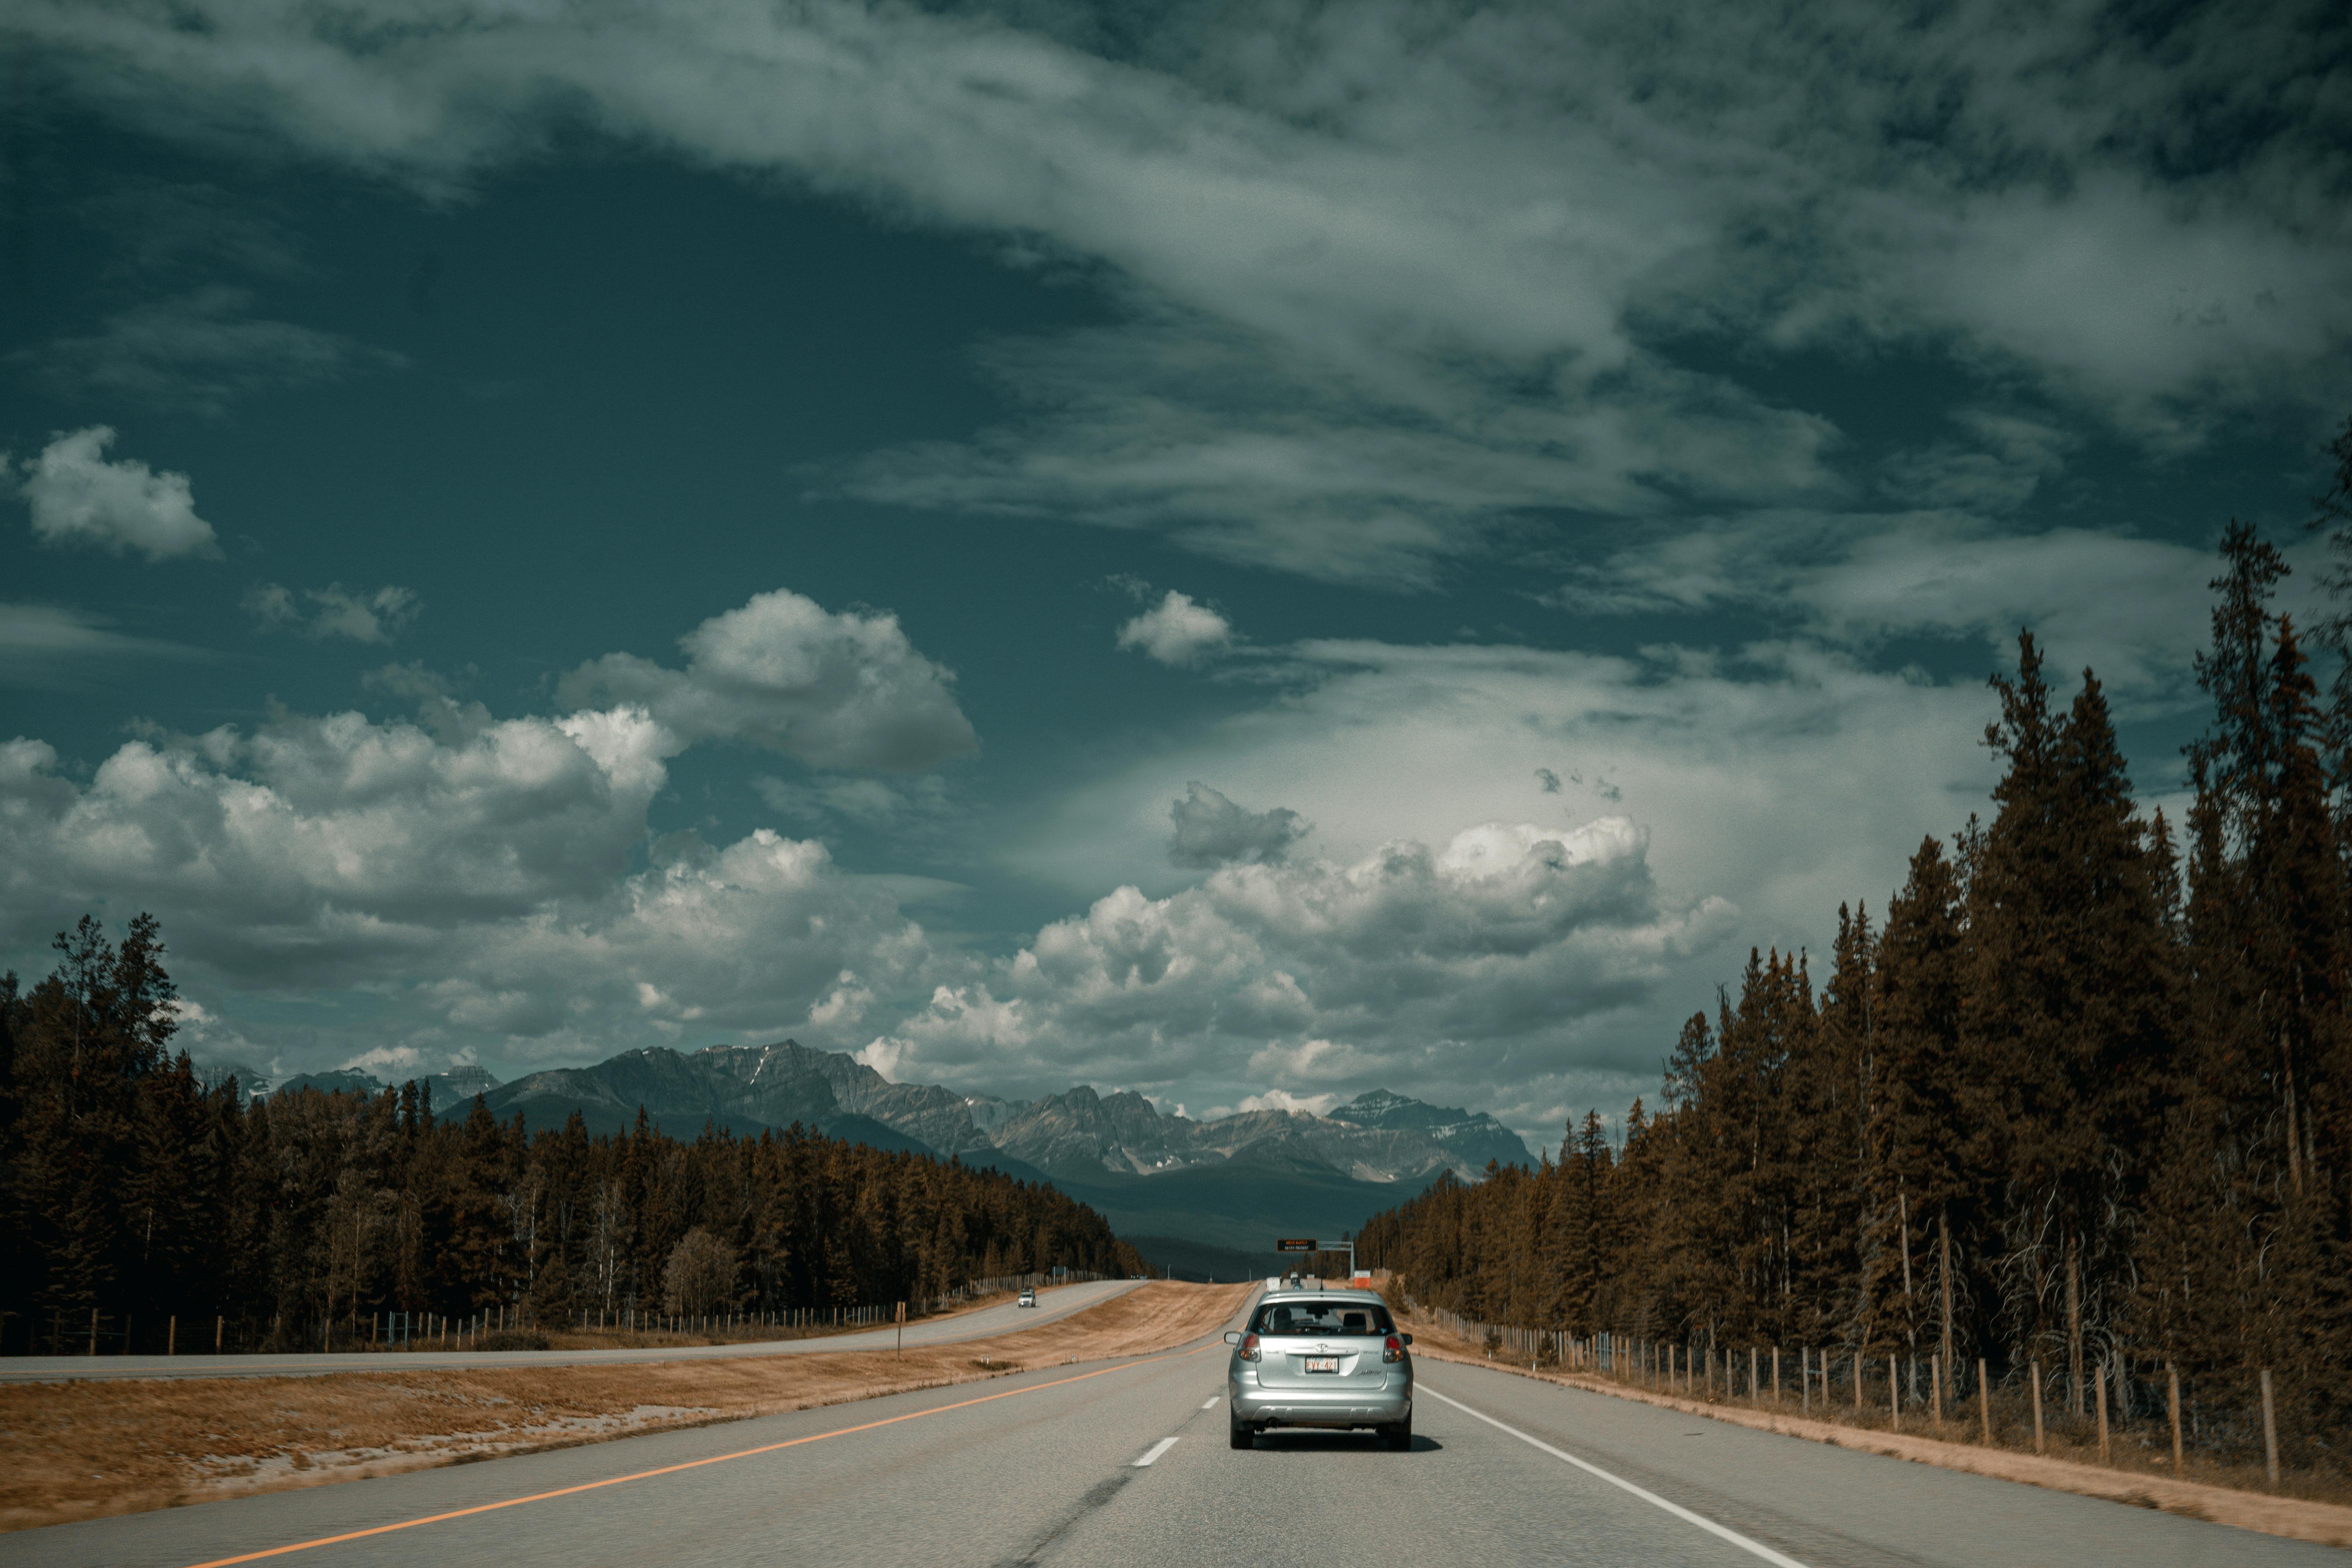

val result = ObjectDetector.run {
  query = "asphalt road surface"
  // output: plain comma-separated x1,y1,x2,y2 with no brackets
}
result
0,1281,1139,1385
7,1305,2333,1567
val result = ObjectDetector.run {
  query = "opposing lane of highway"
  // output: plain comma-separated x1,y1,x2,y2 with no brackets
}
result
8,1304,2333,1568
0,1279,1139,1384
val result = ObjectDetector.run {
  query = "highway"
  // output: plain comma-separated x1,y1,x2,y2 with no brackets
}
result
0,1281,1138,1384
6,1296,2331,1568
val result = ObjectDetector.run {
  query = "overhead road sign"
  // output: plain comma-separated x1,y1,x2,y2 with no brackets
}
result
1276,1238,1317,1252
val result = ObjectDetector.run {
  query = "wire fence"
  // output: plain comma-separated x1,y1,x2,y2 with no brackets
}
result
1406,1300,2313,1497
2,1269,1119,1358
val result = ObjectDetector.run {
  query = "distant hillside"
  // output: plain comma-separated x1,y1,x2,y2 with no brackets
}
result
209,1037,1531,1252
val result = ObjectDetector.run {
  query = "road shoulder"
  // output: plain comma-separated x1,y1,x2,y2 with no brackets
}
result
1406,1335,2352,1552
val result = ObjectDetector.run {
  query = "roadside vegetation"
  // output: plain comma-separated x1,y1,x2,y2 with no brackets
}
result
0,947,1143,1355
1364,423,2352,1496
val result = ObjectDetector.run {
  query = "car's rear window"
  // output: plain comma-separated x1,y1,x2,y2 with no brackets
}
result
1250,1299,1394,1336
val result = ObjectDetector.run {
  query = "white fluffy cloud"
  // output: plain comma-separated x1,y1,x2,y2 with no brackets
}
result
987,634,2010,1131
867,814,1733,1104
13,426,217,560
0,707,932,1058
1117,590,1234,666
560,589,977,771
245,582,421,643
0,586,985,1067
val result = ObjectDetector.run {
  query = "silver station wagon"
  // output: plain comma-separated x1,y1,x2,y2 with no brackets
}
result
1225,1287,1413,1450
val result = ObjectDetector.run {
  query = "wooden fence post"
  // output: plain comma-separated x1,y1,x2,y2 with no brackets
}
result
2031,1360,2044,1454
168,1316,176,1356
2095,1358,2110,1462
1978,1358,1990,1444
1773,1346,1780,1403
1932,1354,1941,1424
1890,1355,1900,1432
1800,1347,1809,1413
89,1309,98,1357
2167,1362,2183,1476
2261,1370,2280,1492
215,1315,224,1353
1854,1351,1863,1412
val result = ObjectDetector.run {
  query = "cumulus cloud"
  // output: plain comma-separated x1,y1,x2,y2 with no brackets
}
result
0,706,933,1059
246,582,421,643
1118,591,1234,666
866,815,1733,1101
560,588,977,771
1237,1087,1340,1115
0,707,672,982
2,587,984,1067
12,426,217,560
339,1043,436,1078
1167,782,1307,867
993,633,2017,1130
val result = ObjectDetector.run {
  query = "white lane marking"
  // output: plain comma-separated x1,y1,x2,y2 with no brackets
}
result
1419,1386,1811,1568
1134,1436,1180,1468
1201,1397,1219,1409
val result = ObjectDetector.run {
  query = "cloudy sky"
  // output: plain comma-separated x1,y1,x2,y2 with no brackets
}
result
4,0,2347,1149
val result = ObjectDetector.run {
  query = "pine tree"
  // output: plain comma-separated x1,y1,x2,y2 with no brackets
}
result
1871,841,1977,1382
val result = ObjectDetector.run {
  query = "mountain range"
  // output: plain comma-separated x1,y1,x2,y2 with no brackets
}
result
199,1062,501,1116
206,1040,1533,1262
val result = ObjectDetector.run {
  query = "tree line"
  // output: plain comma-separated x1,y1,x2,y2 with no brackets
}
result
0,921,1141,1353
1360,420,2352,1471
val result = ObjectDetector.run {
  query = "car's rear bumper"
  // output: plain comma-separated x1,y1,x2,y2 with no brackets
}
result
1230,1379,1411,1429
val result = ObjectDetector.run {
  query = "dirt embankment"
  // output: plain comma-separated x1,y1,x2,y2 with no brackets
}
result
1403,1310,2352,1552
0,1281,1253,1535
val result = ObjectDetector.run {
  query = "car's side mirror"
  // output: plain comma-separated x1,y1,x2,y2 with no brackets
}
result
1401,1333,1413,1345
1224,1330,1241,1344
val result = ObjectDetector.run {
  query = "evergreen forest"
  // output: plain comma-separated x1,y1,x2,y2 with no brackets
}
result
1362,423,2352,1473
0,923,1141,1354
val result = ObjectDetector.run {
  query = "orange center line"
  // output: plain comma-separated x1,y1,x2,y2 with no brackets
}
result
181,1342,1220,1568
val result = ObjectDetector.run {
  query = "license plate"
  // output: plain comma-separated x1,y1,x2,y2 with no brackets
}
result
1304,1356,1339,1373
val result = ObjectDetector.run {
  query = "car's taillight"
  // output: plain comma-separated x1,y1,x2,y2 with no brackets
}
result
1239,1333,1261,1362
1383,1334,1404,1364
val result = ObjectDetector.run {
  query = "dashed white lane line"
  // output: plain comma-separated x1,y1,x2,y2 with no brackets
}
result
1418,1386,1811,1568
1201,1397,1219,1409
1134,1437,1180,1468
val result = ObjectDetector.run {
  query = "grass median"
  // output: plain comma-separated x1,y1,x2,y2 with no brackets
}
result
0,1281,1252,1534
